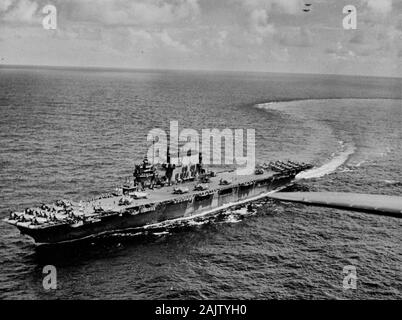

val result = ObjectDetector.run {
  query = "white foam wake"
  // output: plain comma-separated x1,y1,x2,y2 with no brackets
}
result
255,99,358,180
296,143,356,180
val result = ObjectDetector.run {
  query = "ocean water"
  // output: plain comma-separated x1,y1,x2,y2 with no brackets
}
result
0,67,401,299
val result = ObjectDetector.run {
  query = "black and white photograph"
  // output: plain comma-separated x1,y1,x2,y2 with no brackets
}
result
0,0,401,305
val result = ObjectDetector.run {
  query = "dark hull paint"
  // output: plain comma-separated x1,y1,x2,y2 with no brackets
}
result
19,175,295,244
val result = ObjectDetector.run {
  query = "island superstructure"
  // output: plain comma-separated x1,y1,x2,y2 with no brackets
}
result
4,154,312,244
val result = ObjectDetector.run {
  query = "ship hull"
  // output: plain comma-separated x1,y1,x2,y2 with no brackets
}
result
17,174,295,244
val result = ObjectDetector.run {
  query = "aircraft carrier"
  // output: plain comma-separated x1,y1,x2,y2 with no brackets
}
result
4,154,312,244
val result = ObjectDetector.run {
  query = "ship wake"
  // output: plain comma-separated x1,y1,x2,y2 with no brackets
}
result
296,142,356,180
255,99,358,180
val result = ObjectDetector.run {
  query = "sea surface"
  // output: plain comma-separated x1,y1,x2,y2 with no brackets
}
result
0,67,401,299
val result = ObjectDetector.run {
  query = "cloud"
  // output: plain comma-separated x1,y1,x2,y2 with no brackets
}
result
0,0,40,23
60,0,200,26
363,0,393,15
1,0,198,27
1,0,401,76
325,42,356,60
0,0,13,12
158,30,189,51
242,0,302,15
347,23,402,58
396,18,402,31
238,0,302,41
270,47,290,62
277,26,313,47
250,8,275,36
125,28,189,52
349,31,366,45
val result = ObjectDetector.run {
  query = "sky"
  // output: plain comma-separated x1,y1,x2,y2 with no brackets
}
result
0,0,401,77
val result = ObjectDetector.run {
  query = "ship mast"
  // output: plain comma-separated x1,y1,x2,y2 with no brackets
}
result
152,137,155,164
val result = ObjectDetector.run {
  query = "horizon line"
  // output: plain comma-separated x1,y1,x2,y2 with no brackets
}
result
0,63,401,80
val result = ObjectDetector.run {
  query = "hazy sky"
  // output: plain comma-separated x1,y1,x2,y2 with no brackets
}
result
0,0,401,77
